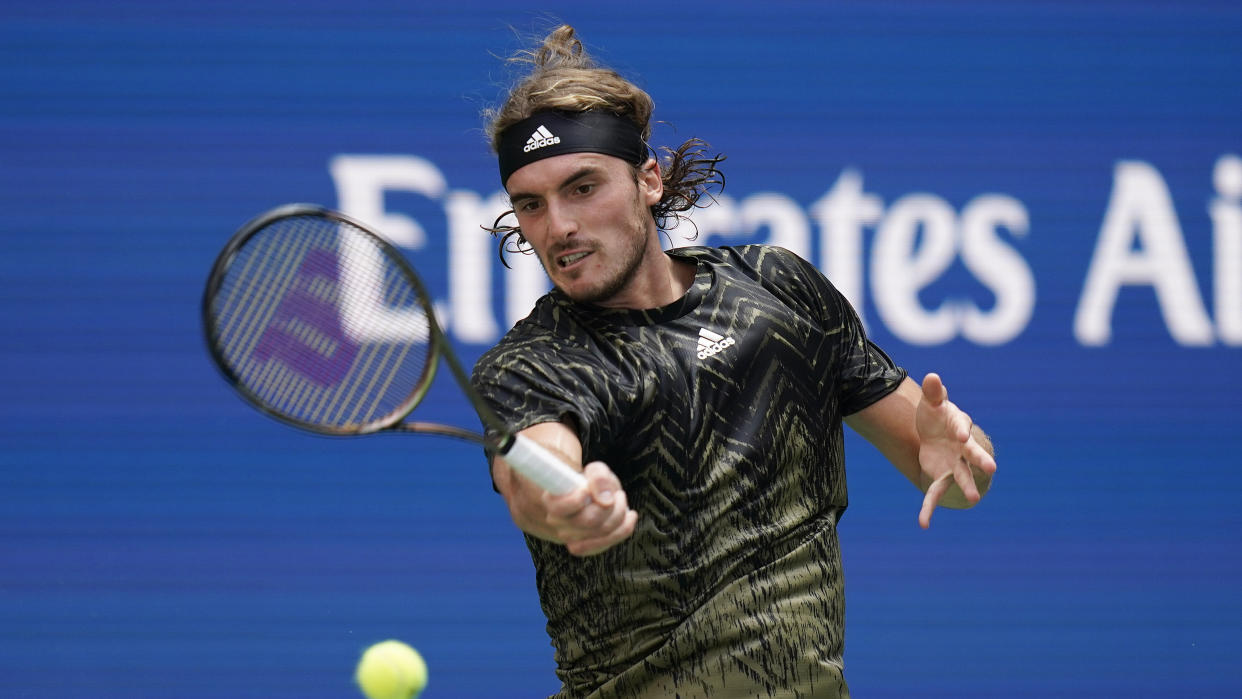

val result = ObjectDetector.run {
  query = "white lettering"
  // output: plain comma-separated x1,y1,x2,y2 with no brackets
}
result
1212,154,1242,345
810,169,883,319
444,190,505,343
1074,161,1213,346
330,155,449,343
959,195,1035,345
328,155,1233,350
505,240,551,330
682,195,740,246
872,194,959,345
330,155,446,247
523,136,560,152
683,193,812,263
740,193,812,260
337,231,429,344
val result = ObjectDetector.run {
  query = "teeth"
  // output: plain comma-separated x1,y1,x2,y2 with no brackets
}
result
559,252,589,267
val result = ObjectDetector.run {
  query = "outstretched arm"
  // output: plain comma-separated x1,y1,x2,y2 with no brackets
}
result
845,373,997,528
492,420,638,556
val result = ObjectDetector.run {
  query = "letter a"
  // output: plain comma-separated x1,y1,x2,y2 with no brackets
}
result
1074,161,1213,346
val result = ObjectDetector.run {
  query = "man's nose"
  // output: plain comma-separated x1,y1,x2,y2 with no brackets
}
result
544,200,578,239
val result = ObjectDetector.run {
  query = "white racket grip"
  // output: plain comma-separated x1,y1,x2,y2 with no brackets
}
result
502,434,588,494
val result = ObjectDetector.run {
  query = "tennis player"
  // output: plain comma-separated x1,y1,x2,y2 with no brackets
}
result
471,25,996,699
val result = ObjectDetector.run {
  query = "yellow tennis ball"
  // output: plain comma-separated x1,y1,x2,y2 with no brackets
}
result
354,640,428,699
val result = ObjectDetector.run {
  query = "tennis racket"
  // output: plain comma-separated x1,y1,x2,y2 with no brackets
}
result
201,203,586,494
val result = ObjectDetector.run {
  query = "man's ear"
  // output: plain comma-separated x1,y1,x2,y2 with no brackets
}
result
639,158,663,206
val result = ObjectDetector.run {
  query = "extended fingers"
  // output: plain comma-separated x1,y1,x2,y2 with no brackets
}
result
965,437,998,474
951,456,981,504
919,472,953,529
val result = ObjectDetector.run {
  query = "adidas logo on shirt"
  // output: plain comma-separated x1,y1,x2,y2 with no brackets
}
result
696,327,736,360
523,125,561,153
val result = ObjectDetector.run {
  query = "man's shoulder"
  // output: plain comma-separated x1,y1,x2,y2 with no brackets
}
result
671,245,817,290
475,294,591,371
671,244,808,270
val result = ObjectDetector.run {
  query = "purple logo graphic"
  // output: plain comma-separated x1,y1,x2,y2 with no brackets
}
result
252,249,359,386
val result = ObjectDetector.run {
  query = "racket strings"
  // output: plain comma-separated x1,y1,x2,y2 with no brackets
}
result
207,214,435,432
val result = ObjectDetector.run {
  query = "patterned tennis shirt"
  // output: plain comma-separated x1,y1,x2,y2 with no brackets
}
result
472,245,906,698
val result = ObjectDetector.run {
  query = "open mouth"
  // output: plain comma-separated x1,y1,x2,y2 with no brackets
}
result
557,251,591,268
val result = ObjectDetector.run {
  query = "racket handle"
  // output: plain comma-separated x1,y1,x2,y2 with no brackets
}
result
502,434,589,494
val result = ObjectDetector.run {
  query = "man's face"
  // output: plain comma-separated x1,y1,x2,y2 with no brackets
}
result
506,152,662,307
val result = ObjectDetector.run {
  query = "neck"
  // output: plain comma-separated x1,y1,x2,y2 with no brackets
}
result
595,247,695,311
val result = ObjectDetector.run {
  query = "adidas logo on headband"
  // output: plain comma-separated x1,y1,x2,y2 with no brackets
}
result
523,125,561,153
498,111,646,184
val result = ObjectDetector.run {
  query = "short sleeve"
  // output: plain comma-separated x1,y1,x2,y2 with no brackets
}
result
752,246,906,415
833,301,905,415
470,327,608,451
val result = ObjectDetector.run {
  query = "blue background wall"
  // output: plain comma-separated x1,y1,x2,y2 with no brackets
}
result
2,1,1240,696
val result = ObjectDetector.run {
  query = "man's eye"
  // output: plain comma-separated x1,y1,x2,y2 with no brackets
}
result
518,200,541,213
575,183,594,195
